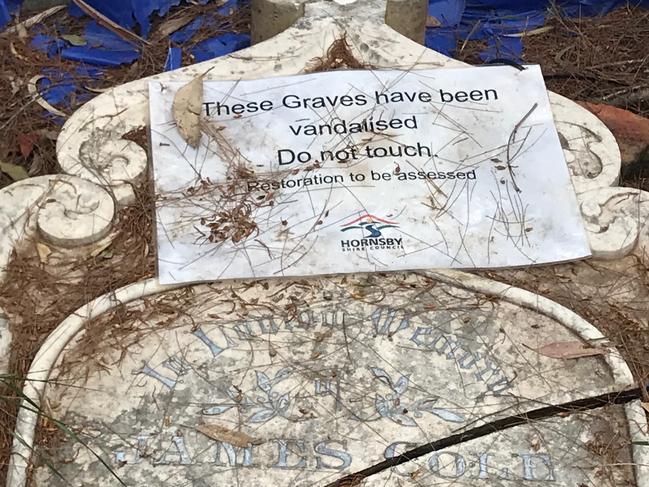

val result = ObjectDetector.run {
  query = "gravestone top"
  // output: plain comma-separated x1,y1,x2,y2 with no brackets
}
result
32,274,632,486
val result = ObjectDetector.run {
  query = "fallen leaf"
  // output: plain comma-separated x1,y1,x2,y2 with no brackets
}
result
410,467,426,480
35,129,60,140
89,240,112,257
0,6,65,38
18,133,39,158
9,42,26,61
155,11,197,38
315,330,332,342
172,74,204,148
196,424,262,447
36,242,52,264
530,434,541,452
28,153,44,176
0,162,29,181
426,15,441,27
28,75,66,118
535,340,606,360
84,85,110,94
641,403,649,414
61,34,87,46
100,249,114,259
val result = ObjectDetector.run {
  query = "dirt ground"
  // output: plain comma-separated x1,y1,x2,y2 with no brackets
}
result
0,1,251,188
0,3,648,485
456,5,649,118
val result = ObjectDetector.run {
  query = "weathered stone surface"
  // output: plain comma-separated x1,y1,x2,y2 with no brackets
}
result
0,175,115,281
579,187,649,259
32,273,630,486
0,310,9,373
579,101,649,168
364,405,635,486
251,0,428,45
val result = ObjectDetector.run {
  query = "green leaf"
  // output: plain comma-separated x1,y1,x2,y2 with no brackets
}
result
0,162,29,181
61,34,87,46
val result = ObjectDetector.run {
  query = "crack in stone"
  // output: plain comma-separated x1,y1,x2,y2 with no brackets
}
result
325,385,644,486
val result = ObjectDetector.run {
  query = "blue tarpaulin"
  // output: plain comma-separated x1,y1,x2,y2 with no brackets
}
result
68,0,212,38
426,0,649,58
192,32,251,62
20,1,251,67
3,0,646,117
15,0,251,117
38,66,103,107
67,0,250,65
164,46,182,71
60,21,140,66
0,0,19,28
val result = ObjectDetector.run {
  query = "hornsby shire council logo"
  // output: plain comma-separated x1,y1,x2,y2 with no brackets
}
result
339,213,404,252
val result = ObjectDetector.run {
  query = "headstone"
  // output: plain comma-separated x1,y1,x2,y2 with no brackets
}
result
31,274,634,486
1,1,648,487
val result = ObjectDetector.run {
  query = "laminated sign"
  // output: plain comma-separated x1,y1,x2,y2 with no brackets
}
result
149,65,590,284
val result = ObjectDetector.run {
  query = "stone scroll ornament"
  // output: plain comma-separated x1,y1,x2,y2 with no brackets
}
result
0,1,647,487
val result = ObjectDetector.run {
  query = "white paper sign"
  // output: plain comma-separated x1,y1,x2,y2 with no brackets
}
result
149,66,590,284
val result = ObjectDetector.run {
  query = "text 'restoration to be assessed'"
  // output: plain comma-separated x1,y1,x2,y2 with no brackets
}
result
149,66,590,284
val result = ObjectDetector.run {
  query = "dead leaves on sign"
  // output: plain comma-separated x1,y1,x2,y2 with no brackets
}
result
196,423,263,448
533,340,607,360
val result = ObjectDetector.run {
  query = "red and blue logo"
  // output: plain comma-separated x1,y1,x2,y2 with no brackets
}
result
340,213,399,238
339,213,404,252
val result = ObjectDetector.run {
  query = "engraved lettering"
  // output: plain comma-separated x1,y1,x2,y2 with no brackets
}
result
456,350,480,369
163,356,192,376
132,435,148,464
154,434,192,465
518,453,556,481
409,327,516,394
322,310,345,328
314,441,352,470
214,442,254,467
384,442,418,477
432,334,456,355
274,439,307,469
474,356,499,382
372,307,409,336
487,375,514,394
410,326,435,347
314,373,341,410
192,327,225,357
258,317,280,334
134,361,182,390
233,321,254,339
428,452,466,478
